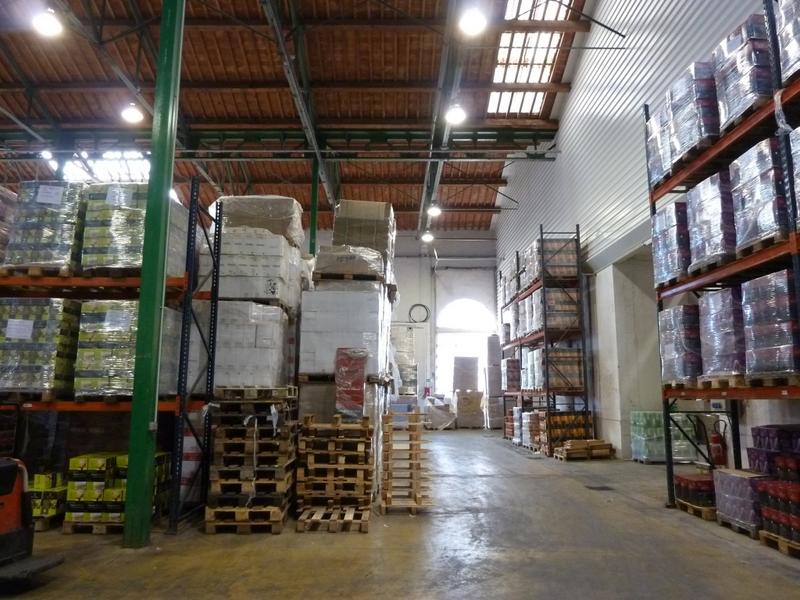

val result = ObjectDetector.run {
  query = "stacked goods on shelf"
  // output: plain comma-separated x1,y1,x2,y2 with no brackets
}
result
314,244,384,280
484,334,503,429
380,413,431,514
521,412,535,448
698,287,746,382
747,424,800,475
0,298,80,398
792,127,800,216
501,358,520,392
713,14,771,131
667,62,719,163
651,200,690,287
646,105,673,186
454,391,483,428
686,173,735,272
0,186,16,261
295,415,373,532
204,388,298,534
499,258,516,306
30,472,66,530
658,304,702,385
511,406,522,445
741,269,799,378
630,411,698,463
553,439,614,461
503,408,514,439
530,237,578,281
714,469,768,536
2,181,84,275
758,479,800,547
64,451,169,533
729,138,788,252
332,199,396,283
536,410,594,456
74,300,181,398
529,288,579,332
673,473,716,514
80,183,188,275
200,226,302,312
777,0,800,83
218,195,304,248
532,348,582,392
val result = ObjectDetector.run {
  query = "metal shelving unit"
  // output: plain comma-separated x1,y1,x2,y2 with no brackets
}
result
0,175,221,535
645,0,800,507
499,225,592,453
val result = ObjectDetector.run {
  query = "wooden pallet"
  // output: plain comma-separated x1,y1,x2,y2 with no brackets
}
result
213,438,294,455
296,507,370,533
0,390,61,403
759,530,800,559
216,424,299,441
299,436,370,453
298,374,390,385
206,491,288,509
204,504,286,524
215,385,298,401
312,272,384,283
662,379,697,390
720,95,770,135
81,267,141,278
675,498,717,521
745,373,800,388
0,265,73,278
301,414,373,436
735,230,788,259
210,462,295,482
697,375,746,390
655,273,689,290
209,474,294,496
716,514,760,540
687,255,734,276
214,451,295,469
204,520,284,534
33,514,64,532
62,521,125,535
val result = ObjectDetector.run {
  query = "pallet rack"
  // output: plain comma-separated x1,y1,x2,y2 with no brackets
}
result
645,1,800,507
0,176,221,535
498,225,592,454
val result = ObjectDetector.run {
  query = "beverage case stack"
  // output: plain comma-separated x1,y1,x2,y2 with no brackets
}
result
713,15,772,131
698,287,746,381
686,173,736,273
0,187,16,262
777,0,800,83
658,304,702,384
714,469,769,535
667,62,720,164
30,472,66,529
630,411,698,463
652,200,690,287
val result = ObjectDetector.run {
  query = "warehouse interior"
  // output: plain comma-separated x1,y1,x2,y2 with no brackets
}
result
2,0,800,598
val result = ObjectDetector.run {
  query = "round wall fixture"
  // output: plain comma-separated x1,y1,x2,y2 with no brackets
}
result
409,303,431,323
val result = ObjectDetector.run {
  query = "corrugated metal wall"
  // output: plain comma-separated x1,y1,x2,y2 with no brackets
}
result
496,0,760,266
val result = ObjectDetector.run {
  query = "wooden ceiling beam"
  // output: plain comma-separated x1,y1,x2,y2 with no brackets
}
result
178,178,507,186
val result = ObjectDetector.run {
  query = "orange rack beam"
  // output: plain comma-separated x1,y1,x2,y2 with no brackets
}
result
0,399,206,413
663,386,800,401
0,275,188,299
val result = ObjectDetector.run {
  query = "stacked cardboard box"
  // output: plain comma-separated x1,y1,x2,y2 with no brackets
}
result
2,181,84,275
532,347,583,391
63,451,169,532
80,183,188,275
528,237,579,283
204,388,297,534
0,298,80,397
220,195,304,248
529,287,579,332
74,301,181,398
630,411,698,463
30,472,66,529
454,390,483,429
332,199,396,283
646,105,673,186
536,410,594,456
686,172,735,272
501,358,521,392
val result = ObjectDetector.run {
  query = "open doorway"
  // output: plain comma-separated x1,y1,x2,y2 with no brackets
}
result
435,298,495,396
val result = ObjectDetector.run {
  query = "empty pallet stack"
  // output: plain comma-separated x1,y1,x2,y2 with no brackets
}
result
553,439,615,462
204,387,298,534
295,415,372,533
380,413,431,514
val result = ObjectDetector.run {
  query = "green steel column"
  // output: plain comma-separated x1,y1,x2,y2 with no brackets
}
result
123,0,186,548
309,157,319,255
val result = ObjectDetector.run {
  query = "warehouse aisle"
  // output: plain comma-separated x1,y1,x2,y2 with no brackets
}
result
19,431,800,600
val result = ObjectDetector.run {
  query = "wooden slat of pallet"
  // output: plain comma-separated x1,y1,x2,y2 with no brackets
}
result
204,505,286,523
204,520,284,534
62,521,124,535
758,530,800,558
716,514,760,540
295,507,370,533
676,499,717,521
215,385,298,400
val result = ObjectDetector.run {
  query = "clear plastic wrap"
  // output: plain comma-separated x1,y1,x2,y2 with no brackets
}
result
528,237,578,283
646,104,672,186
741,269,800,375
667,62,720,163
751,424,800,452
0,186,17,263
218,195,304,248
501,358,520,392
630,411,698,463
529,288,579,332
652,200,690,286
0,298,80,395
699,287,746,377
714,468,768,529
730,138,788,251
313,245,384,278
532,347,583,391
778,0,800,83
201,226,302,309
80,183,188,276
332,200,396,279
686,173,735,271
713,15,772,131
658,304,702,382
3,181,84,273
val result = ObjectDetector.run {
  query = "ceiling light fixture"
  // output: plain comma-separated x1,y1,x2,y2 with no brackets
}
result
458,8,488,37
121,103,144,124
40,150,53,160
32,8,63,37
421,230,435,243
444,104,467,125
427,204,442,217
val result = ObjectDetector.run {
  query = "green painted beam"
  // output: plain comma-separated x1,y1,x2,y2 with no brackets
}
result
310,156,319,255
123,0,186,548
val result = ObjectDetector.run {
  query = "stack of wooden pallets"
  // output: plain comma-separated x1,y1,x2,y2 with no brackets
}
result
295,414,374,532
553,439,615,461
204,386,298,534
380,412,432,514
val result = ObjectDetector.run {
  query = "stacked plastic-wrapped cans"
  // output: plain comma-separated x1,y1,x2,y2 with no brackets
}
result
0,187,16,262
713,469,767,530
667,62,720,163
630,411,698,463
713,14,772,131
741,269,799,375
699,287,746,378
686,173,735,272
646,105,672,187
778,0,800,83
2,181,85,273
658,304,702,382
529,288,579,332
730,138,788,252
652,200,690,287
673,473,716,506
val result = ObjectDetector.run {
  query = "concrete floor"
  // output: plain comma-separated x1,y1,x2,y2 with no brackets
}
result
9,430,800,599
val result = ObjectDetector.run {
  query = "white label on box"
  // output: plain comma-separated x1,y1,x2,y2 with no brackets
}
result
6,319,33,340
106,184,123,204
105,309,132,329
35,185,63,205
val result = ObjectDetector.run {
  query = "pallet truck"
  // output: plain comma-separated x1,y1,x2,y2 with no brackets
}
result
0,457,63,583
